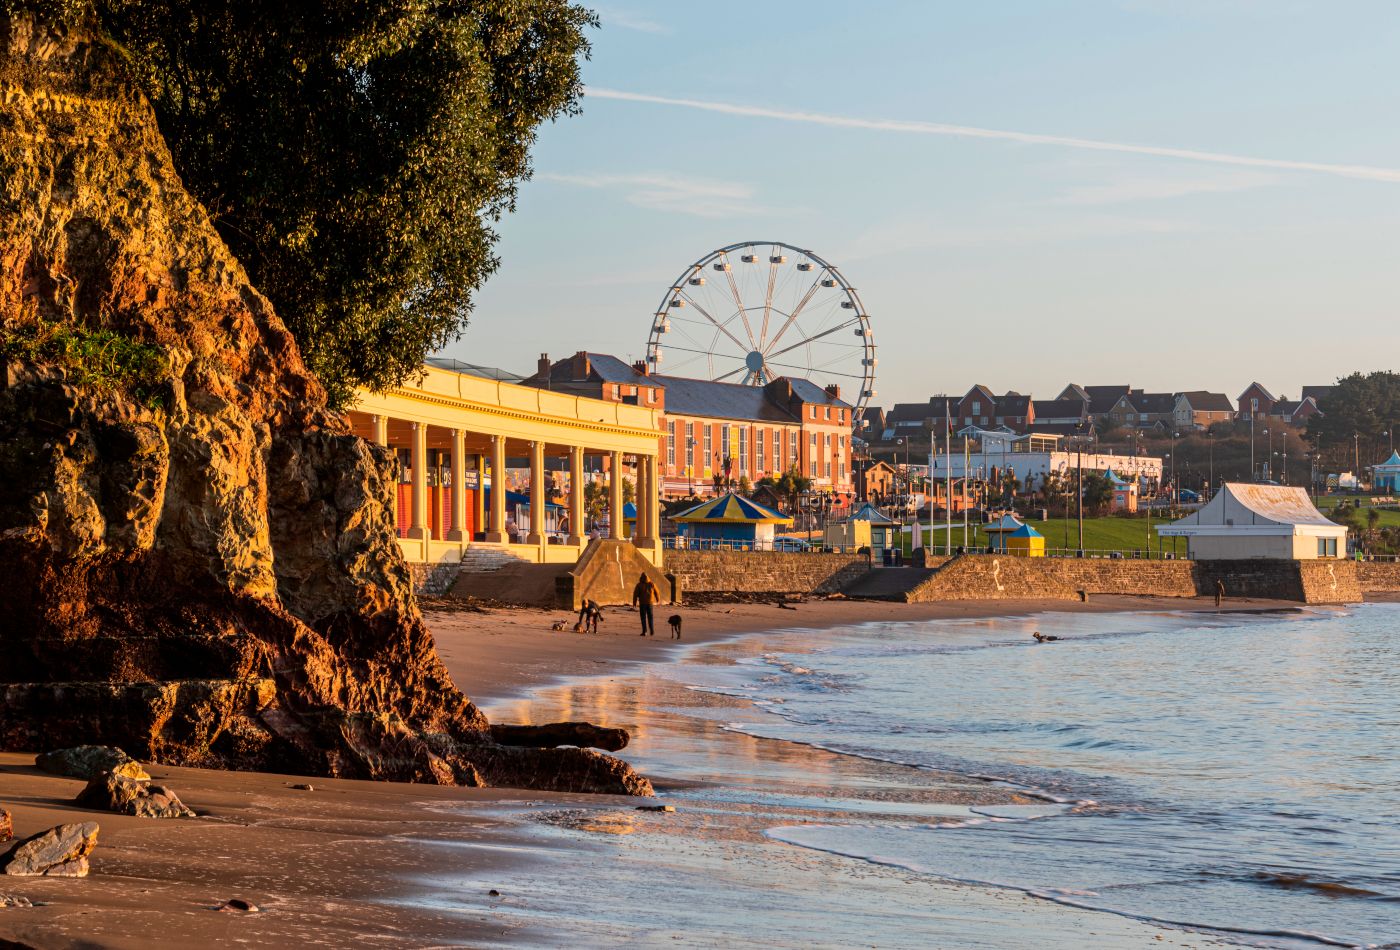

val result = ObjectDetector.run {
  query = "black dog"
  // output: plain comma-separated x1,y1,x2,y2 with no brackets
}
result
667,614,683,639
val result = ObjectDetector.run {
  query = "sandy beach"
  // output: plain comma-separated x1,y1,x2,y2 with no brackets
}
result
0,594,1301,948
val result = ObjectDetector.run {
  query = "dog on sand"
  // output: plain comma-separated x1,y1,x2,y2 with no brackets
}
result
667,614,683,639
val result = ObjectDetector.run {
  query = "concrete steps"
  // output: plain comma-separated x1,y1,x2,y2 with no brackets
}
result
842,566,943,601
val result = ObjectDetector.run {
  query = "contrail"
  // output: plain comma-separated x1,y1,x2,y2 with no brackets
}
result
586,87,1400,184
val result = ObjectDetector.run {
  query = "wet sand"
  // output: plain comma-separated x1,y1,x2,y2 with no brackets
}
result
0,594,1296,947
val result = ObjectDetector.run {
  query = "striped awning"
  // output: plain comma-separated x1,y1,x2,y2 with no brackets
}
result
672,492,794,525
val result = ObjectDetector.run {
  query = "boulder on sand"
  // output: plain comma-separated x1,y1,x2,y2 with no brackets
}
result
0,810,10,842
76,773,194,819
35,747,150,783
1,823,99,877
490,722,630,753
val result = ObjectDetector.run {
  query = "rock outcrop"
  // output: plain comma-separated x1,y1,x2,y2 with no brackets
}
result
1,823,98,877
0,810,10,843
35,746,149,782
0,16,650,797
76,772,194,819
491,722,631,753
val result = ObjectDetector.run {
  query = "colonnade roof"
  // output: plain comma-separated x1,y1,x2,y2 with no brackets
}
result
351,363,662,456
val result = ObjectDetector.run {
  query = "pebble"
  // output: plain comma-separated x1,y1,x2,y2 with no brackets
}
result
215,899,260,913
290,784,315,791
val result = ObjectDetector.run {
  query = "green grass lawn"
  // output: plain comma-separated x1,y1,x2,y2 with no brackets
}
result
900,514,1191,557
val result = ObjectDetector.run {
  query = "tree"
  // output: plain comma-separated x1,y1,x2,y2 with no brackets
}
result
736,475,752,496
1306,371,1400,473
1081,472,1114,514
9,0,597,405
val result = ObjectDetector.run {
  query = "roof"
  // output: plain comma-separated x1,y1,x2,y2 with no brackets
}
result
1009,523,1043,538
425,357,524,382
996,393,1031,415
1125,392,1177,415
984,513,1025,532
1033,399,1086,419
887,402,931,424
788,377,851,408
1083,385,1132,415
1025,422,1092,437
1178,391,1233,412
850,502,900,525
1238,382,1278,403
672,492,794,525
1377,451,1400,470
1273,399,1303,416
1157,483,1344,537
962,384,996,405
1300,385,1333,403
651,374,797,423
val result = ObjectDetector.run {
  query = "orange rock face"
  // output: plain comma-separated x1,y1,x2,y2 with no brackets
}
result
0,17,650,796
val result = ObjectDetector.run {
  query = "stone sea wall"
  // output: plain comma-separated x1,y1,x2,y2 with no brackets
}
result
666,550,869,595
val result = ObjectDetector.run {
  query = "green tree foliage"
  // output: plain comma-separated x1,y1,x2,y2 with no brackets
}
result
6,0,596,406
1081,472,1114,514
1306,371,1400,469
757,466,812,512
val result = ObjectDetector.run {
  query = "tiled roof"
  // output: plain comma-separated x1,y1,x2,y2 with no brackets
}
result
1127,392,1177,415
1238,382,1278,403
1178,391,1233,412
1033,399,1085,419
887,402,931,424
788,377,851,408
996,393,1031,415
652,374,797,423
1300,385,1333,403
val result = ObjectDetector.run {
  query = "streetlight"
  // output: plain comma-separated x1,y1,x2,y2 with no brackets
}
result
1075,422,1085,556
1206,432,1214,500
686,437,696,495
1264,427,1272,481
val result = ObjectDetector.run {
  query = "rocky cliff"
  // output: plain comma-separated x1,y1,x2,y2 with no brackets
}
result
0,16,650,795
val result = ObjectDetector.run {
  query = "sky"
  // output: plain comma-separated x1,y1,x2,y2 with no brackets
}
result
439,0,1400,411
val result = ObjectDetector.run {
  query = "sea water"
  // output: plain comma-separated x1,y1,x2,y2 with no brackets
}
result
666,605,1400,948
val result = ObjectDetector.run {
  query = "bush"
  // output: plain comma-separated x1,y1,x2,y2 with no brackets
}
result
1,320,168,408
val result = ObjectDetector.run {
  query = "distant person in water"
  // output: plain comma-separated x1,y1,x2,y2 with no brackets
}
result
1032,631,1060,643
632,572,660,637
1215,579,1226,608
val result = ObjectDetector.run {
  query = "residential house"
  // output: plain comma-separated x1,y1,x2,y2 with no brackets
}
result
1237,382,1277,420
1107,392,1177,431
957,385,998,429
1059,384,1132,420
1032,398,1088,426
1270,396,1323,426
525,351,666,409
994,392,1033,432
885,402,931,439
861,460,898,503
859,406,886,440
1173,391,1234,430
1300,385,1334,408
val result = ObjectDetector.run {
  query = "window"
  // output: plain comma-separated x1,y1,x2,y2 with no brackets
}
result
756,427,765,472
739,426,749,474
809,432,818,475
824,406,831,420
1318,537,1338,558
971,401,981,415
810,407,817,420
648,389,657,404
667,421,676,467
703,424,712,468
774,429,782,468
790,430,799,466
685,422,694,465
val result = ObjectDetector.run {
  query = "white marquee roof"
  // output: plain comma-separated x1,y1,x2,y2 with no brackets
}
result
1157,483,1345,538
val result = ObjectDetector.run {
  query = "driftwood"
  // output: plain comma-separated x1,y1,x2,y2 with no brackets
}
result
489,722,630,753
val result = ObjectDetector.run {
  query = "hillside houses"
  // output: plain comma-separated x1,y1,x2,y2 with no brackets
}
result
863,380,1332,447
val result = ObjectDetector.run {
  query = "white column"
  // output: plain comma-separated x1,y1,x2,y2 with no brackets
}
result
635,455,650,544
448,428,467,541
527,440,546,546
408,422,428,540
644,454,661,552
372,414,388,446
473,453,486,540
486,435,507,543
568,446,585,546
609,450,624,540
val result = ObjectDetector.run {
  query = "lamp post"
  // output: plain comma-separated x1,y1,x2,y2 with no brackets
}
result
1207,432,1214,500
686,438,696,495
1264,427,1272,481
1171,430,1179,506
1075,423,1085,555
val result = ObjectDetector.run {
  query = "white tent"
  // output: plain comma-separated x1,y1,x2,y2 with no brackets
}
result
1156,483,1346,560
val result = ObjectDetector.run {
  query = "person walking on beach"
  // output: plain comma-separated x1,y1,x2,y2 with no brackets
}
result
1215,579,1225,609
632,572,660,637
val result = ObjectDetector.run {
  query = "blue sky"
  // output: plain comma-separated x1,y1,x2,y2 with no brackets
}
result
442,0,1400,409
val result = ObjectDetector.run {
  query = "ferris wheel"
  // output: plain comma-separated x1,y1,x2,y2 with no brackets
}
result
645,241,877,418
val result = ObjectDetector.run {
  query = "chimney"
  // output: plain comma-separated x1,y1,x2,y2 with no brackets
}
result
571,351,590,378
537,353,551,377
633,360,649,376
825,383,841,399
